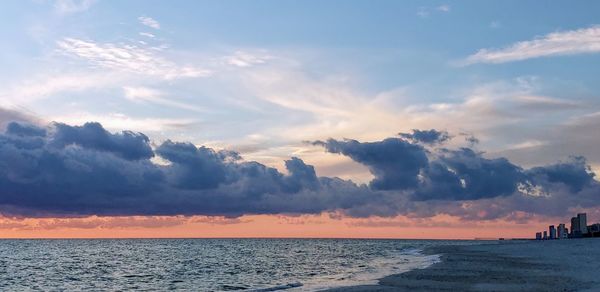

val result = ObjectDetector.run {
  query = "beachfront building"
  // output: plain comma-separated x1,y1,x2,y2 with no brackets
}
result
557,224,568,239
549,225,556,239
543,231,548,240
571,216,580,237
578,213,588,235
536,232,542,240
570,213,588,237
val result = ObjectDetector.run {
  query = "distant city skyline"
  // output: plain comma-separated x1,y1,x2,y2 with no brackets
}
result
536,213,600,240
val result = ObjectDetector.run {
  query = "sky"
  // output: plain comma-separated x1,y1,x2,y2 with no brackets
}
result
0,0,599,238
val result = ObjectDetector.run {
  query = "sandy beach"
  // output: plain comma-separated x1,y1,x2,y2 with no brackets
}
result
326,239,600,292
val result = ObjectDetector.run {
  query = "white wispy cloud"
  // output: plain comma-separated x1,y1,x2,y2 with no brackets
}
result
513,95,580,110
53,0,96,14
226,51,271,67
138,16,160,29
416,7,430,18
139,32,156,38
123,86,207,113
506,140,547,150
56,38,211,79
463,25,600,64
240,66,586,157
417,5,450,18
436,5,450,12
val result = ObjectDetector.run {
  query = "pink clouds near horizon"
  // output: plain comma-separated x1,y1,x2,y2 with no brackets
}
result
2,211,596,239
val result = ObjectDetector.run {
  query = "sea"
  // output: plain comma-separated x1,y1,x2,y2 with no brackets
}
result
0,239,482,291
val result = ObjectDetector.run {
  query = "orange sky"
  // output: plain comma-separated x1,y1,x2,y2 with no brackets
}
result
0,212,572,239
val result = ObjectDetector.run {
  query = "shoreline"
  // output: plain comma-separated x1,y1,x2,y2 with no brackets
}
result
324,239,600,291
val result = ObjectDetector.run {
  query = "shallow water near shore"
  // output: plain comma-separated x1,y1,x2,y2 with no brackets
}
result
327,239,600,292
0,238,482,291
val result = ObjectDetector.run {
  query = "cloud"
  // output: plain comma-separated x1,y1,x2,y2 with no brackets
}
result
50,122,154,160
227,51,271,67
463,25,600,64
506,140,546,151
138,16,160,29
123,86,207,113
526,157,595,193
154,140,232,189
513,95,581,111
7,122,47,137
489,108,600,174
416,7,430,18
312,135,599,213
436,5,450,12
312,138,429,190
0,215,245,230
414,148,525,201
461,133,479,146
56,38,211,79
0,121,383,218
417,5,450,18
139,32,156,38
234,63,582,157
53,0,96,14
399,129,450,145
312,138,525,201
0,119,597,221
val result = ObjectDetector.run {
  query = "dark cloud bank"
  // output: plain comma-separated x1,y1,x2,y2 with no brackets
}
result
0,122,598,221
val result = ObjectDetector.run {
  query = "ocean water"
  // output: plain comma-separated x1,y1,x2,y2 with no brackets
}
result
0,239,479,291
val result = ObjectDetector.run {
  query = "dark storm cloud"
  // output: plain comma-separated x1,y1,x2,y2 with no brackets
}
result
0,118,598,221
312,138,428,190
0,121,386,218
313,135,600,220
526,156,595,193
399,129,450,145
155,140,232,189
51,122,154,160
6,122,47,137
282,157,320,192
414,148,525,201
459,132,479,145
314,138,525,201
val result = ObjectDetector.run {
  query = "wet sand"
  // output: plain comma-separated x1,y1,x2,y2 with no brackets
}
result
325,238,600,291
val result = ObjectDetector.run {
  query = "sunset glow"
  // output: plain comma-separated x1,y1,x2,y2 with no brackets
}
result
2,212,598,239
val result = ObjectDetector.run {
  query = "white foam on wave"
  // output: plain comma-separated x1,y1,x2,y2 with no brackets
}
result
250,282,303,291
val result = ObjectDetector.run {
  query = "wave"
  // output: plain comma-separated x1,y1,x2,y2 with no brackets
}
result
292,247,442,291
250,282,303,291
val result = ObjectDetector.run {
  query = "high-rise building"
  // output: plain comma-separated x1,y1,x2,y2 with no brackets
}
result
549,225,556,239
536,232,542,240
571,216,580,237
557,224,567,239
577,213,588,235
543,231,548,240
